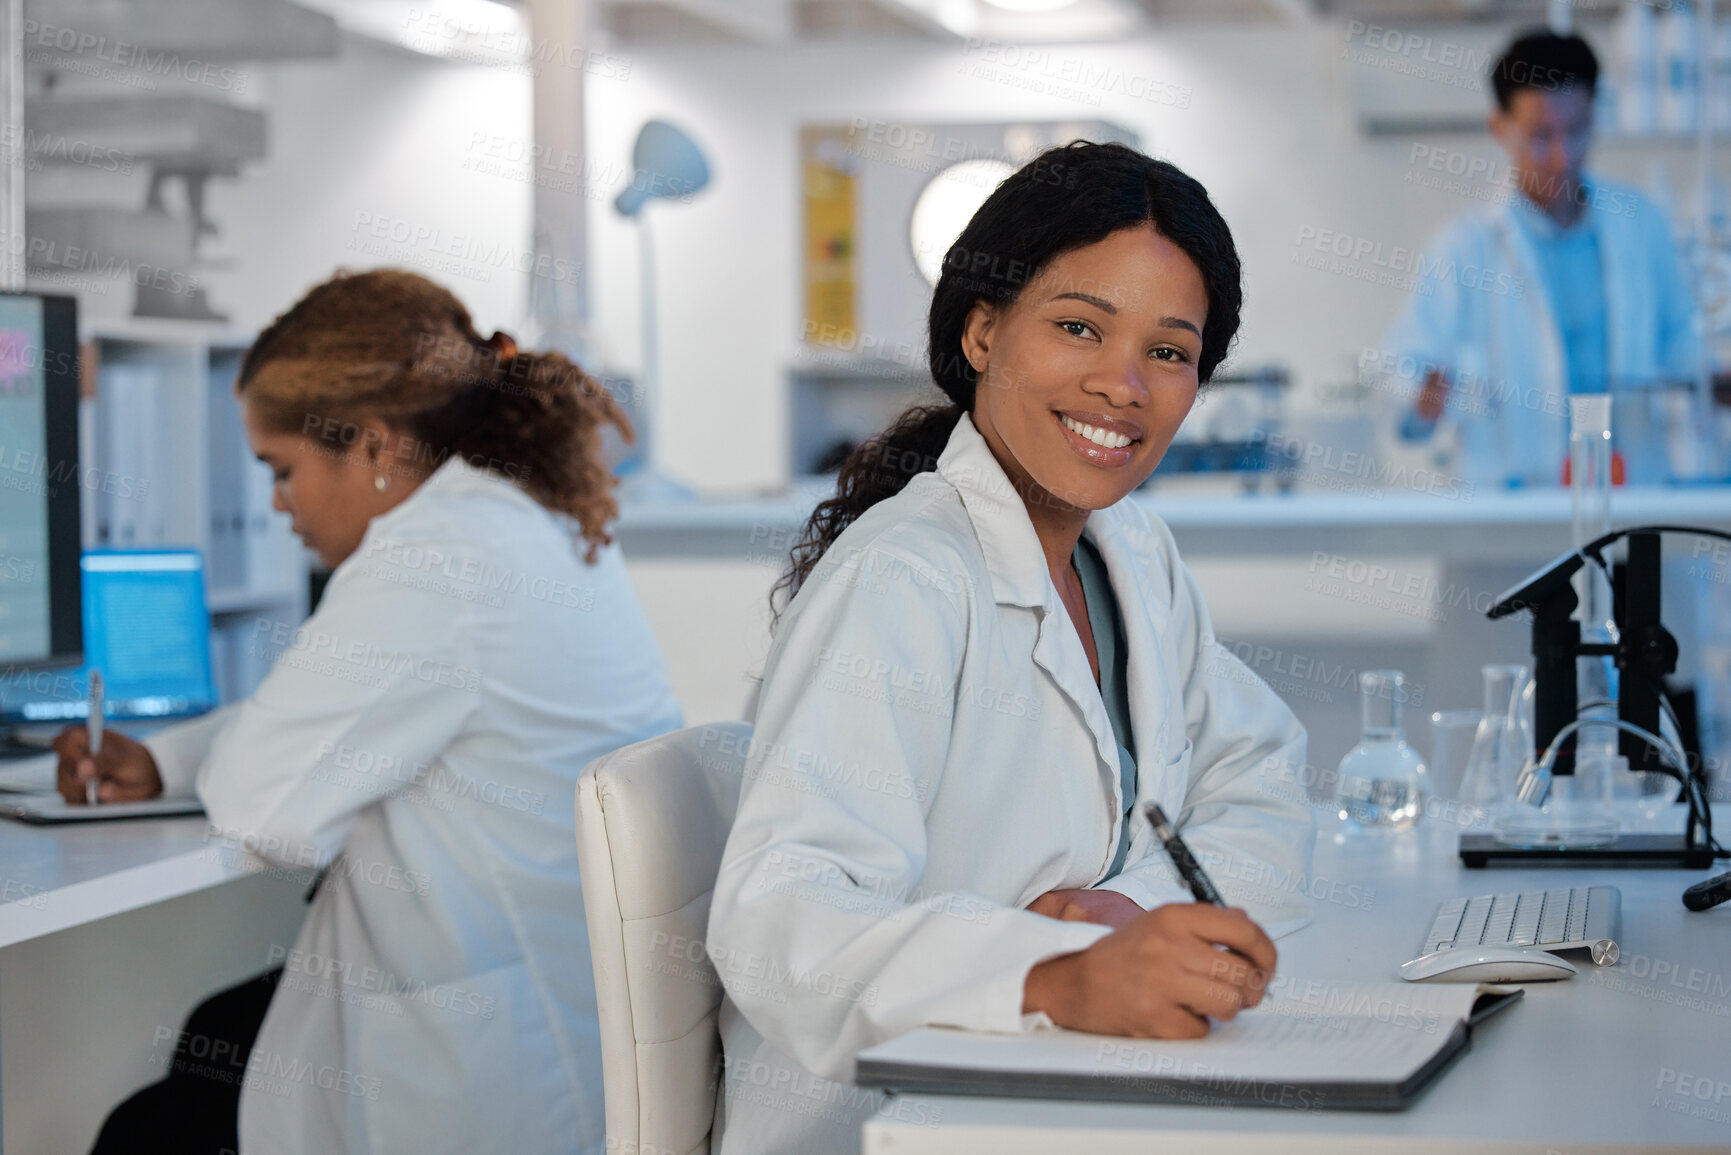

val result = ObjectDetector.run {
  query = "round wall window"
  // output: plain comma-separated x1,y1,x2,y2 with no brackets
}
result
908,158,1018,286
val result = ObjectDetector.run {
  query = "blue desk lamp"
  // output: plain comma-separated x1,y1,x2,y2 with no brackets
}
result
614,120,710,492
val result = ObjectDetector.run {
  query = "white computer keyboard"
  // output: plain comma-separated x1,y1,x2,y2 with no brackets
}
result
1419,885,1622,966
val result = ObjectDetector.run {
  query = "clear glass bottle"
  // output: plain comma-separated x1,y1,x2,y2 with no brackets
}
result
1458,664,1532,811
1336,670,1429,831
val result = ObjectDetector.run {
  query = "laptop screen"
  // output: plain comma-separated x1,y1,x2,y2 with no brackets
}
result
78,550,217,720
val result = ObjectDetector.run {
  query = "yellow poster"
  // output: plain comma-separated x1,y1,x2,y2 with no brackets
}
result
801,126,856,348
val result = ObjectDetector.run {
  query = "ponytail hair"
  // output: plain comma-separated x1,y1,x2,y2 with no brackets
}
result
238,268,632,561
773,141,1243,615
778,403,961,605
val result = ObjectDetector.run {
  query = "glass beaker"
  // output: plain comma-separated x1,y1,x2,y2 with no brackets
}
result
1428,708,1483,802
1608,380,1667,486
1457,664,1532,809
1335,670,1429,831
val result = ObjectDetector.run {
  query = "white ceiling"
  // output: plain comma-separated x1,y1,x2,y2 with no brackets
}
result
595,0,1623,45
298,0,1619,50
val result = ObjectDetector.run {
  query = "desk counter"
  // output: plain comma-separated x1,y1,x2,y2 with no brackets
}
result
0,811,272,949
0,794,312,1154
864,819,1731,1154
616,484,1731,561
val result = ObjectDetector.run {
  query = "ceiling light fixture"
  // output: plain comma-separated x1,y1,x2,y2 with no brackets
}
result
979,0,1083,14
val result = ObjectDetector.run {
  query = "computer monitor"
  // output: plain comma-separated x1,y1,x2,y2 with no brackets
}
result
0,292,83,740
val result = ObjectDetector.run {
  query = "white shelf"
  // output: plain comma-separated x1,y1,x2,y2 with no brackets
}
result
207,585,300,615
1363,115,1731,142
82,318,256,348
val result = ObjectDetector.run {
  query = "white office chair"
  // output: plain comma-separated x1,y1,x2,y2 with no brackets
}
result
575,722,749,1155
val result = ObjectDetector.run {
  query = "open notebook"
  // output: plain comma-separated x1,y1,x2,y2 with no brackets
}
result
855,979,1522,1111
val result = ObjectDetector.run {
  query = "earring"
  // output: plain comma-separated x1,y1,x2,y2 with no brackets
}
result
374,475,390,492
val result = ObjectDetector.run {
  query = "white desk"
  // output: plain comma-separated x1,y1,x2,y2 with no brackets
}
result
0,795,311,1154
863,820,1731,1154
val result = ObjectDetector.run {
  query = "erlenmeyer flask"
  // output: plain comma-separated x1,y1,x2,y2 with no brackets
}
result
1458,664,1531,809
1335,670,1428,831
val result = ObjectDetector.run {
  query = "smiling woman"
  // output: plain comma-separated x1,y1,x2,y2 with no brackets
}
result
775,140,1242,612
710,143,1312,1155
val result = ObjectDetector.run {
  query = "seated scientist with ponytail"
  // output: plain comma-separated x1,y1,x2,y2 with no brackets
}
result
50,269,682,1155
705,142,1315,1155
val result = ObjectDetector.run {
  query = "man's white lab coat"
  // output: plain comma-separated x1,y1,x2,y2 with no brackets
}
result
705,413,1315,1154
147,458,682,1155
1379,175,1698,487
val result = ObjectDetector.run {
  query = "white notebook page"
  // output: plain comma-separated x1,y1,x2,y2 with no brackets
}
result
861,979,1503,1086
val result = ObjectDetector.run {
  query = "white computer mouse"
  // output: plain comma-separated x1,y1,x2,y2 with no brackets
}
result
1398,946,1579,983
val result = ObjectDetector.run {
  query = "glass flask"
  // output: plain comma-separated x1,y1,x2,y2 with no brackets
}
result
1336,670,1429,831
1457,664,1532,810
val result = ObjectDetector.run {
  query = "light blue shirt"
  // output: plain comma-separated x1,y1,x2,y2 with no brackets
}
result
1510,193,1609,397
1397,182,1644,448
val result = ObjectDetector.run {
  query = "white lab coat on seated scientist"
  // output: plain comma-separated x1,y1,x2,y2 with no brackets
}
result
705,412,1315,1155
146,457,682,1155
1379,173,1698,488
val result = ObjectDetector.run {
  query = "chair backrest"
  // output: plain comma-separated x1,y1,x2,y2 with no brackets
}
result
575,722,750,1155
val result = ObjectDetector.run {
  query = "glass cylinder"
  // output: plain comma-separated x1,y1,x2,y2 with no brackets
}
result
1335,670,1429,832
1570,395,1618,696
1570,394,1614,616
1522,395,1621,845
1587,406,1668,808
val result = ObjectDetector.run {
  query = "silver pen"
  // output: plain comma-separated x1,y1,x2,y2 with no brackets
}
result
85,670,103,806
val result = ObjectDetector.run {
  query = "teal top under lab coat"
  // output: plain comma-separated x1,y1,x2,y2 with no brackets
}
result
1074,535,1138,878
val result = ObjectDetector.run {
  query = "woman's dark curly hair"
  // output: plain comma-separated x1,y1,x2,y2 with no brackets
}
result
238,268,632,562
772,141,1243,616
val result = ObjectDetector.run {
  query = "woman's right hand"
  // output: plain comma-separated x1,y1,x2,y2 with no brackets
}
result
1022,903,1277,1038
52,726,164,804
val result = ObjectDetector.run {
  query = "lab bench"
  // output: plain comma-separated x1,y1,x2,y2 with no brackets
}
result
614,483,1731,562
614,484,1731,754
0,796,311,1154
865,815,1731,1153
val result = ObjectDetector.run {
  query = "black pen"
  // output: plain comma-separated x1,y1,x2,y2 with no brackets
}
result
1144,803,1225,907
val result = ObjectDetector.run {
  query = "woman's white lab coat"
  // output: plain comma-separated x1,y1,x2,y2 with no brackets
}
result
146,458,682,1155
705,414,1314,1155
1380,174,1698,488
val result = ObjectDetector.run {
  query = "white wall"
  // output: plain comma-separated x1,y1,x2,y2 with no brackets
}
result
584,22,1731,494
580,27,1422,492
206,35,533,337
